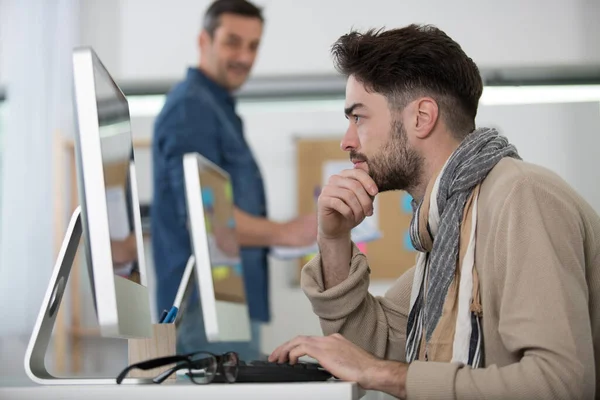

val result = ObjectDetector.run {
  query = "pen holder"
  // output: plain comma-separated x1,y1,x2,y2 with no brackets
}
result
128,323,177,382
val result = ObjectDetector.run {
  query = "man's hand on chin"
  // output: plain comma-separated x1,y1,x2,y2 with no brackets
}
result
268,333,409,399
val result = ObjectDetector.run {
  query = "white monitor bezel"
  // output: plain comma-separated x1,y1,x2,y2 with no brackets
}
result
72,47,151,339
182,152,251,342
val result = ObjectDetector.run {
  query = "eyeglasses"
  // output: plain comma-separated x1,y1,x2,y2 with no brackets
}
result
116,351,239,384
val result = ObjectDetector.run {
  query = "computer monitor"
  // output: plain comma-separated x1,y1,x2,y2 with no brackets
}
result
71,47,151,339
24,47,152,384
180,153,251,342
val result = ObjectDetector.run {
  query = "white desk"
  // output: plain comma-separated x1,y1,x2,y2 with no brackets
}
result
0,381,364,400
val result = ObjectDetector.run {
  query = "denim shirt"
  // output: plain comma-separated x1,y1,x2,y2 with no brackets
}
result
151,68,270,322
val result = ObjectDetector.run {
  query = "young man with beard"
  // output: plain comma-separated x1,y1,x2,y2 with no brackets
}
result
152,0,317,360
269,25,600,399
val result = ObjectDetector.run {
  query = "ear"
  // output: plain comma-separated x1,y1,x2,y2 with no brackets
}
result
198,30,211,51
414,97,439,139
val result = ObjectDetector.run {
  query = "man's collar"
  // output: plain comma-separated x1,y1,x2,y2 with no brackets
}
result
187,67,235,105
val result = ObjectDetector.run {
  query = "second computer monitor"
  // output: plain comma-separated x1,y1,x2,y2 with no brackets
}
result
182,153,251,342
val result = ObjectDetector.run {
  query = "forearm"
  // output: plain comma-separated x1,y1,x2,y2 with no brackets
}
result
302,247,413,361
318,234,352,289
364,360,408,399
363,358,576,400
234,208,282,247
403,356,593,400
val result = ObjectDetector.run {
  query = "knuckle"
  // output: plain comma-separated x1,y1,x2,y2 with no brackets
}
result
316,195,326,207
319,196,331,208
318,187,329,200
298,335,311,343
349,180,362,192
332,198,343,209
341,189,355,203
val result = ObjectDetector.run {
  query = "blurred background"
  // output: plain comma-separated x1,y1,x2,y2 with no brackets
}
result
0,0,599,397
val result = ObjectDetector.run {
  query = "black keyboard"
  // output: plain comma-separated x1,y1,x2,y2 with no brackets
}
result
213,360,333,383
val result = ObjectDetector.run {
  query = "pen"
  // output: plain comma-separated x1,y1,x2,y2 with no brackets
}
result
313,186,321,212
167,255,195,324
158,309,168,323
163,306,179,324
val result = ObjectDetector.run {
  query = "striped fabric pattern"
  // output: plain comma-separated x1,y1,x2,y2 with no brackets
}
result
405,127,520,367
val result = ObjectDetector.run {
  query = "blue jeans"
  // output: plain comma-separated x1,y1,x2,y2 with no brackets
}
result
176,301,263,361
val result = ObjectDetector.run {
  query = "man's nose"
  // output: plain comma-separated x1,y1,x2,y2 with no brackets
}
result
341,126,359,152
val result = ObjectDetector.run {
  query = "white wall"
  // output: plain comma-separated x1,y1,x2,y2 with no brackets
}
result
477,102,600,212
79,0,600,82
78,0,123,82
0,0,8,87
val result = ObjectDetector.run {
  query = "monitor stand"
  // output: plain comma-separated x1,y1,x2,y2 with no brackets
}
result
24,207,151,385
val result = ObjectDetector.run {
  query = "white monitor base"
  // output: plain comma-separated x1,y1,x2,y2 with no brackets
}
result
23,207,152,385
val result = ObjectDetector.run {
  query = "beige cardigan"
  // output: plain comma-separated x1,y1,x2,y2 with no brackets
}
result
302,158,600,399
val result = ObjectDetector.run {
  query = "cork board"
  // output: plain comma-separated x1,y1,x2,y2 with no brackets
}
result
103,160,128,187
199,166,246,304
296,138,417,280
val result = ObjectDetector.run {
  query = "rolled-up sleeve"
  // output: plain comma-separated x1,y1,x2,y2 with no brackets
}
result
301,243,414,361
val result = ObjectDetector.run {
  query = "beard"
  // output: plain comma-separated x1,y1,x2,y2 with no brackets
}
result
351,119,424,193
214,59,251,91
222,61,251,89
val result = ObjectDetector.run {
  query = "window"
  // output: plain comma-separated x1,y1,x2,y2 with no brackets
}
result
125,84,600,119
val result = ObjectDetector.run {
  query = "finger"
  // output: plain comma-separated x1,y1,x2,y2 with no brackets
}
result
275,347,292,364
268,343,285,362
321,192,364,225
326,187,366,224
273,336,312,364
288,343,316,365
328,175,374,217
321,185,362,221
268,339,291,362
268,336,299,362
319,194,354,222
272,341,296,364
338,169,378,196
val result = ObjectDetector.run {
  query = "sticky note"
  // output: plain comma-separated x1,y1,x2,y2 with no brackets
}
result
356,242,368,254
204,216,212,234
302,253,317,265
401,192,413,214
227,217,236,229
224,182,233,202
212,266,230,281
202,188,215,208
233,263,243,276
403,230,415,251
313,186,321,203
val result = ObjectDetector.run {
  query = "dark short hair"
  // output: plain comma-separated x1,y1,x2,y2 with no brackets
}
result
203,0,264,37
331,24,483,138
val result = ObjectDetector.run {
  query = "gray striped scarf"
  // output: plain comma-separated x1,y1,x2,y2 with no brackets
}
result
405,127,520,366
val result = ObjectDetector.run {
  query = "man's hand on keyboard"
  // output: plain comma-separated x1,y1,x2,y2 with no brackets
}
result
268,333,407,394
